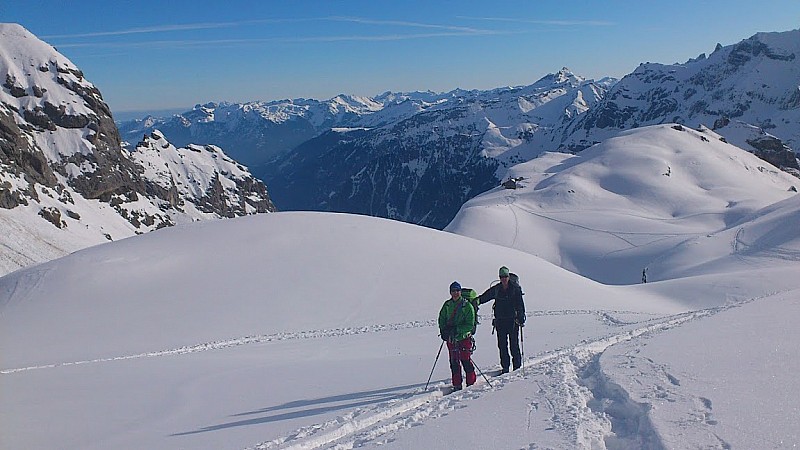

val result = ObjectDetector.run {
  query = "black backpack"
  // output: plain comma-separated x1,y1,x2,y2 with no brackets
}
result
509,272,524,295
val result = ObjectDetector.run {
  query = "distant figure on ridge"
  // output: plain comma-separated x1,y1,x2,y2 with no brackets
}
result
438,281,476,390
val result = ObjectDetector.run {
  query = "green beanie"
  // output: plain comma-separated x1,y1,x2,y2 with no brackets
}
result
499,266,510,277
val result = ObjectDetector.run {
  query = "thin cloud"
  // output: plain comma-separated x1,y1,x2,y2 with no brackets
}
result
457,16,615,27
41,18,315,39
42,22,238,39
43,16,494,40
49,15,511,49
55,29,512,50
327,16,490,33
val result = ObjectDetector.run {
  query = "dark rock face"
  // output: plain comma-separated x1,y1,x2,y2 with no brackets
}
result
38,206,65,228
3,74,26,98
0,105,59,188
0,181,28,208
265,110,499,229
3,55,151,213
747,136,800,170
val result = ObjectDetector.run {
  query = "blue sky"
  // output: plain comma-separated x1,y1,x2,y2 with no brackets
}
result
6,0,800,115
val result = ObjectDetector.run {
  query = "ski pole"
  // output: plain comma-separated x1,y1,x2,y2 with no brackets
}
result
520,322,525,374
470,358,493,387
425,340,445,391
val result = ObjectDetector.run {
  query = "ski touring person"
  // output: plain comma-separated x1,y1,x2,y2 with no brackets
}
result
479,266,526,374
438,281,477,390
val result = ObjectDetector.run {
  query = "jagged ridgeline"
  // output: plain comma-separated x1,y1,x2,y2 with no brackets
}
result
0,24,275,275
124,70,616,229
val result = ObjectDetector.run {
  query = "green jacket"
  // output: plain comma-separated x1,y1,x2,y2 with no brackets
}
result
438,298,475,341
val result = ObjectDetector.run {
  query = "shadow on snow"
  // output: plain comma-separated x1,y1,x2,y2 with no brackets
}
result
171,381,430,437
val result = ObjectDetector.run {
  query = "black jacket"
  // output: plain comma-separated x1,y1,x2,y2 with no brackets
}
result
479,282,525,321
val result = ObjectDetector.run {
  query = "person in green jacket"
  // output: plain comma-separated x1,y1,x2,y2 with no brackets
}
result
438,281,476,390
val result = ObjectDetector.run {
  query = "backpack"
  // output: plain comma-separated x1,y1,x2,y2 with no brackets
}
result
489,273,525,325
509,272,524,296
460,287,480,329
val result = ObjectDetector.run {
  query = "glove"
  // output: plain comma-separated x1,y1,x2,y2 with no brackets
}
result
440,326,453,340
516,315,526,327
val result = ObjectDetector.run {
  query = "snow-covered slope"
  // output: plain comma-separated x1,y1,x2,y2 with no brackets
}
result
0,212,681,370
2,209,799,449
3,24,800,450
0,24,275,276
648,192,800,280
447,124,799,284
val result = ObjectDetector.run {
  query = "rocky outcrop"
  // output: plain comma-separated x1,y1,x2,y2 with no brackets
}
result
747,135,800,170
0,24,276,275
130,132,276,218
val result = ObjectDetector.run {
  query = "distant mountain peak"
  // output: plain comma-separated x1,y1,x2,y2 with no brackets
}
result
529,67,585,89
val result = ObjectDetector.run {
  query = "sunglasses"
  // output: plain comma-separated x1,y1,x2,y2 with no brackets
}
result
500,275,509,278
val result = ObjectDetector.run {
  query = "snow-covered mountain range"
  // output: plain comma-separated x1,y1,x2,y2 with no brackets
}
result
260,69,616,229
119,96,381,169
121,69,612,228
120,30,799,230
0,24,275,275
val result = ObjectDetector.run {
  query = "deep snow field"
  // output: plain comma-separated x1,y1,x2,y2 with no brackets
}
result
2,125,800,449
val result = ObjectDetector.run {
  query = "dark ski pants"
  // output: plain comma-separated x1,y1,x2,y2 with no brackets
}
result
447,338,476,388
495,319,521,371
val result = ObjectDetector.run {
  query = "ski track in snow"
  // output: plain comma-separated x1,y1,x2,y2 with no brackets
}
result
244,290,787,450
0,309,656,375
504,193,521,248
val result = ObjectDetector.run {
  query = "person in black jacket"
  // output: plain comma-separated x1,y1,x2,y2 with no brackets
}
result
479,266,525,373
